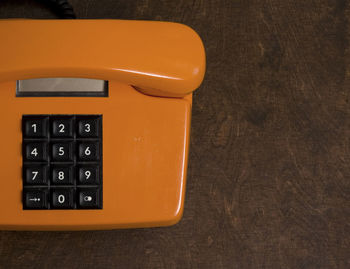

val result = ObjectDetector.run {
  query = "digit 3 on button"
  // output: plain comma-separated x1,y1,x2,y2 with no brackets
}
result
77,117,99,138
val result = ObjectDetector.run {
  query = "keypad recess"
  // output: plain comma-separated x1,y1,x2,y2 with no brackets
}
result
22,115,102,210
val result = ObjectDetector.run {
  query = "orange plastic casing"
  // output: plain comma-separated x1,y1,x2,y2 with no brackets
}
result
0,20,205,230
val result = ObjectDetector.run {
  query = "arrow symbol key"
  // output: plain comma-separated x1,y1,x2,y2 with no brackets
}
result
24,190,47,209
29,197,41,202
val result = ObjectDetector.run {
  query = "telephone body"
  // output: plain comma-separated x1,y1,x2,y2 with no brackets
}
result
0,20,205,230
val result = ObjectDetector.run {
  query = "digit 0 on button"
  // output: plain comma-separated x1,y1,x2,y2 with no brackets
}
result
51,189,74,209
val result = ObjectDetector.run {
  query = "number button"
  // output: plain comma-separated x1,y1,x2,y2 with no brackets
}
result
23,165,48,185
51,166,73,185
78,166,100,185
51,189,74,209
78,142,100,161
23,142,48,162
23,116,48,138
51,142,73,162
77,117,100,138
51,117,74,138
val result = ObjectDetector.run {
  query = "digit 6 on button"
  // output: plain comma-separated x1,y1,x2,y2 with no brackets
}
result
78,142,100,161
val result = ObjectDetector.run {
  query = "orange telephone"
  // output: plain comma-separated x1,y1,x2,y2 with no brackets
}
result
0,20,205,230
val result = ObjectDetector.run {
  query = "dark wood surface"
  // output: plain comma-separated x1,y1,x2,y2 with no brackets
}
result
0,0,349,268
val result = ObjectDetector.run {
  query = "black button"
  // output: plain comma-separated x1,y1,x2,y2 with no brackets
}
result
77,117,100,138
23,142,48,162
23,189,48,209
23,116,48,138
78,142,100,161
51,166,74,185
51,189,74,209
51,142,73,162
23,165,48,185
77,188,101,209
51,117,74,138
78,166,100,185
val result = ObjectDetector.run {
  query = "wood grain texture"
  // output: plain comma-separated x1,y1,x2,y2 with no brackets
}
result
0,0,349,268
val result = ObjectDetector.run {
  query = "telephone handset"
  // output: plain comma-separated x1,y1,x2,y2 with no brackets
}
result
0,20,205,230
0,19,205,97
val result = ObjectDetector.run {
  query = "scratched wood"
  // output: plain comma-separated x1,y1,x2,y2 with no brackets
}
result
0,0,349,268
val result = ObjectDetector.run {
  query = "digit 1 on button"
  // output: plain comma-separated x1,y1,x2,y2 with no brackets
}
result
23,116,48,138
32,124,37,133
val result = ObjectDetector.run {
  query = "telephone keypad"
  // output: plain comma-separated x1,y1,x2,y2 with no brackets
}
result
22,115,103,210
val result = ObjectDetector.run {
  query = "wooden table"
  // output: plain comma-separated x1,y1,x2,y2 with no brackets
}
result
0,1,349,268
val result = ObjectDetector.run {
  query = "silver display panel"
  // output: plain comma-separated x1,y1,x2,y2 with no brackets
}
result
17,78,108,97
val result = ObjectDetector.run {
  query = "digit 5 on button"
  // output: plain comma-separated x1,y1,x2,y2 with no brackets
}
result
51,142,73,162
